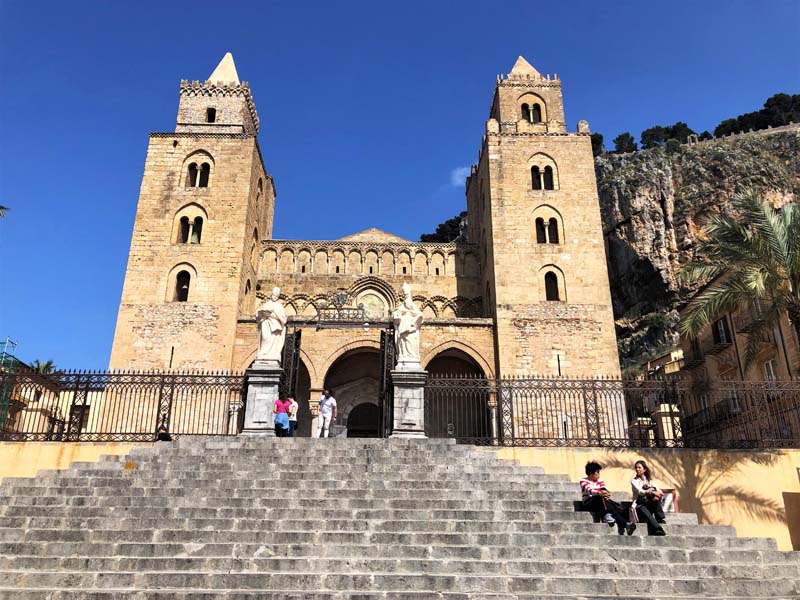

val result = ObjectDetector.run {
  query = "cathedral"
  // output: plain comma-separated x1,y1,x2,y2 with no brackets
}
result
109,53,620,436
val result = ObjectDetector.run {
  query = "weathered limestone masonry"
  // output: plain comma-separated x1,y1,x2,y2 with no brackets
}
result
467,56,620,377
109,53,622,434
109,54,274,370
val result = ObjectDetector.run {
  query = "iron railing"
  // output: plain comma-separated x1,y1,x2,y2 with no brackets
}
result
424,375,800,449
3,367,798,449
0,369,244,442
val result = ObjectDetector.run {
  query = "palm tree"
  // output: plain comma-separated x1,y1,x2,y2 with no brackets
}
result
680,190,800,369
0,205,8,218
30,359,56,374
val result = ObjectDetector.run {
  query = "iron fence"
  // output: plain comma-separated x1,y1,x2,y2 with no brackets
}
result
0,369,245,442
425,375,800,449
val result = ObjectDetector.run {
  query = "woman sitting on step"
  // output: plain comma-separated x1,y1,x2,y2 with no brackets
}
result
631,460,667,536
580,461,636,536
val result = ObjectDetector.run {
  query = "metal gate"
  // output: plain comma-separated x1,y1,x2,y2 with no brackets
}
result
379,325,395,438
279,329,302,400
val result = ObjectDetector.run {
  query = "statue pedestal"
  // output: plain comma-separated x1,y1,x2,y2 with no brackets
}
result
241,363,282,436
390,368,428,438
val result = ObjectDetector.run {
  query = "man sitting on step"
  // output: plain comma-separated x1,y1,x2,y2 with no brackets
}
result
579,461,636,536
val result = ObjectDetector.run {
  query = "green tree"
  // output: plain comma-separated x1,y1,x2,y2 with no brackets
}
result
680,190,800,368
590,133,604,157
666,121,695,143
640,125,667,149
713,93,800,137
30,359,56,374
698,130,713,141
420,211,467,242
665,139,682,153
612,132,637,153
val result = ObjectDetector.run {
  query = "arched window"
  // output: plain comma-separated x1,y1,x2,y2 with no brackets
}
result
191,217,203,243
531,166,542,190
532,103,542,123
198,163,210,188
175,271,191,302
545,272,559,301
543,166,555,190
186,163,198,188
521,103,530,122
548,218,559,244
251,228,259,265
178,217,190,243
335,266,340,273
206,108,216,123
245,279,251,296
535,218,547,244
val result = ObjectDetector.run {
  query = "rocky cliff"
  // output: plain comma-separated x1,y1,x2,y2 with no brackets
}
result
596,127,800,372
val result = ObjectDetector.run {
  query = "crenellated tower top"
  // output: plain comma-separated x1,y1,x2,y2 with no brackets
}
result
176,53,260,135
489,55,566,133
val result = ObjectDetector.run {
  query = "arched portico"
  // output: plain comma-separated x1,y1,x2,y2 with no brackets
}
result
424,346,492,442
321,346,381,437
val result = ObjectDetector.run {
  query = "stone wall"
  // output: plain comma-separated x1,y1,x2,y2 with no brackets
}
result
472,109,619,377
109,130,272,371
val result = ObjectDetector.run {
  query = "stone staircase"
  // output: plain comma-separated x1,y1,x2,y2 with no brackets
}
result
0,437,797,599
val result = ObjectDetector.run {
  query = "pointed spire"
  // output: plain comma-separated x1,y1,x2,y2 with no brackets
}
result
207,52,240,85
509,56,541,78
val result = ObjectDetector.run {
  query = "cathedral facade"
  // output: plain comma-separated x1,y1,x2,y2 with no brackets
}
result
109,54,620,436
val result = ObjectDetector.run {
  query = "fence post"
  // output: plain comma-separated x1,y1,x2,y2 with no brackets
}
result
583,379,601,446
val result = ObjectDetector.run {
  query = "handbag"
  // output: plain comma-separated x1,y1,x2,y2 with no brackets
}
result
629,503,639,524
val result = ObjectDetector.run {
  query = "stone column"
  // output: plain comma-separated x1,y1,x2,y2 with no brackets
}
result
309,388,322,438
390,368,428,438
241,360,283,435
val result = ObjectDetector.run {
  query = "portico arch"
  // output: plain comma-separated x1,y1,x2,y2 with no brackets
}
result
322,345,381,438
422,340,494,378
424,346,491,441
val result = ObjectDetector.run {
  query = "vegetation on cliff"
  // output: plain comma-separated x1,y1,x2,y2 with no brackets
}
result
597,129,800,371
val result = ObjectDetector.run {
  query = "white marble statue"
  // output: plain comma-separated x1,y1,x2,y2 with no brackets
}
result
256,286,287,364
392,283,424,368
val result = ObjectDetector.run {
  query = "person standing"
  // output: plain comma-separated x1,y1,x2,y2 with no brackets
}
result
317,389,337,438
288,396,299,437
631,460,667,536
274,397,291,437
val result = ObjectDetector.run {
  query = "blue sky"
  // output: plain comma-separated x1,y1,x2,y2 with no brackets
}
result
1,0,798,368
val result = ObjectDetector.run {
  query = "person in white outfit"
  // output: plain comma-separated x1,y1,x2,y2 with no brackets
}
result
317,389,337,438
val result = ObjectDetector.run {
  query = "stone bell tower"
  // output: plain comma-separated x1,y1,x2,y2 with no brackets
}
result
466,56,620,377
109,53,275,371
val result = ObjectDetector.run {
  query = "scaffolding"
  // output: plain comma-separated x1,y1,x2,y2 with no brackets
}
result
0,338,19,428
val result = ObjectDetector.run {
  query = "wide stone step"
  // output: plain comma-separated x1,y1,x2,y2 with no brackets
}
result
0,540,792,564
1,570,796,597
0,527,759,549
0,480,580,500
0,516,712,536
0,590,788,600
0,591,791,600
0,477,579,491
1,555,797,579
0,504,698,524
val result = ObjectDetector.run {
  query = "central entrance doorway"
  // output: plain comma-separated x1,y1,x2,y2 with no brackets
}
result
346,402,381,437
323,347,381,437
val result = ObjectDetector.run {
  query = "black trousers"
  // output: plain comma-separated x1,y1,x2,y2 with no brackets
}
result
583,495,627,526
636,498,666,533
275,425,288,437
